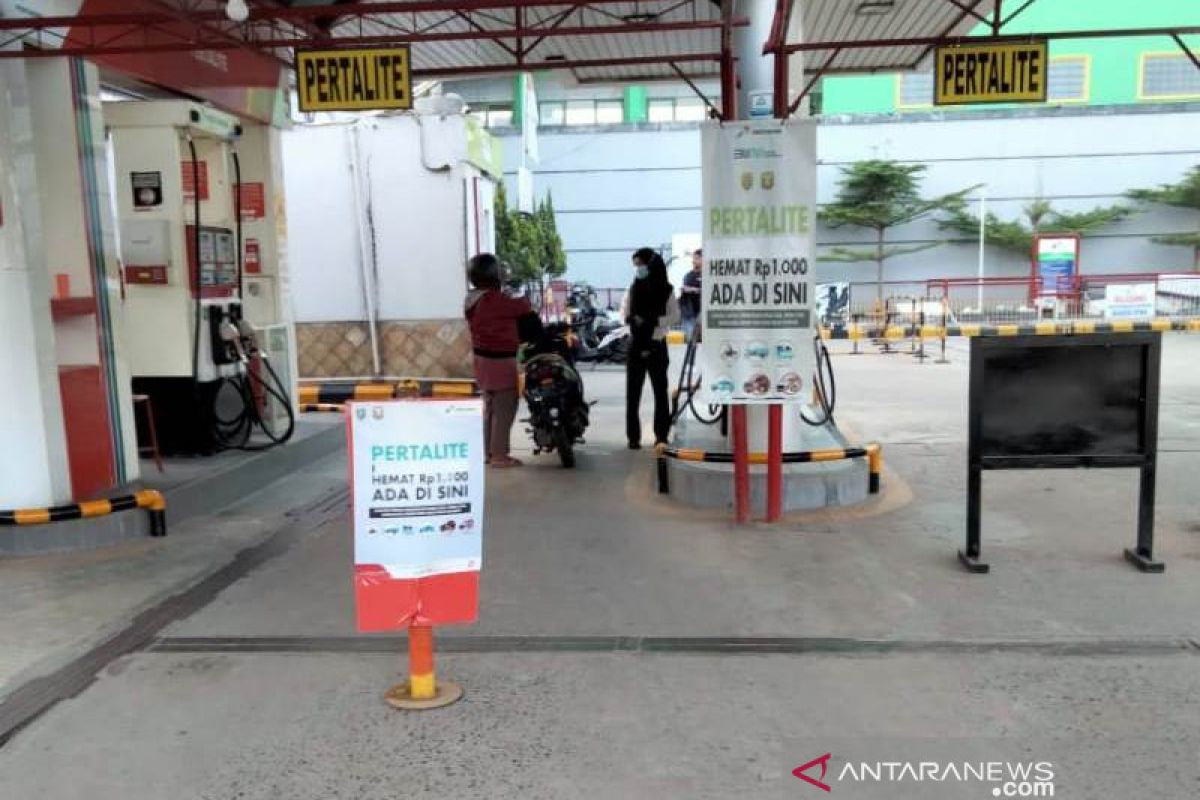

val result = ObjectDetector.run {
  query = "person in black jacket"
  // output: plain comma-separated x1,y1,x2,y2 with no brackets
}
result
680,248,703,340
620,248,680,449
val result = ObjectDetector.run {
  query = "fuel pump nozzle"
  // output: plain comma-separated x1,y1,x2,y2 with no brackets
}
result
234,317,260,357
216,316,248,364
225,305,260,358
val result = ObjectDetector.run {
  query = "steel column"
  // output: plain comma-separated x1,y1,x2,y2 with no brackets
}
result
732,407,750,525
719,0,737,120
733,0,776,118
765,0,793,521
1174,34,1200,72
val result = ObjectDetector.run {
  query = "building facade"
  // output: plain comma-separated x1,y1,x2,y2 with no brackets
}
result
445,0,1199,290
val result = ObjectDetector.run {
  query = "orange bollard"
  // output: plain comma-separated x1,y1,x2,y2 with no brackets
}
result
385,623,464,710
408,624,436,700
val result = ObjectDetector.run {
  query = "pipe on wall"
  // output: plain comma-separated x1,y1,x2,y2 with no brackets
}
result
348,123,382,377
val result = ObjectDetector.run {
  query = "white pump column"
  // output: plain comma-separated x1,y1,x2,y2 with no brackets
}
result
0,54,140,506
0,60,73,508
731,0,815,453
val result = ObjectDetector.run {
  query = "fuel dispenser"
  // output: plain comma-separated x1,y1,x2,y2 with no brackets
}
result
106,100,293,455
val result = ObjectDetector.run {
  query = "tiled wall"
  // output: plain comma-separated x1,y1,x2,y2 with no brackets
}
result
296,320,473,379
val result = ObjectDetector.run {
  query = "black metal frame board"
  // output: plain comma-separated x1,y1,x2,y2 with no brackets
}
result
961,333,1163,574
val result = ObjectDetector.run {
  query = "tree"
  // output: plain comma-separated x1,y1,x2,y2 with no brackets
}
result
939,198,1134,254
493,183,569,300
494,180,517,266
536,191,567,279
1128,166,1200,270
819,160,978,299
493,181,544,287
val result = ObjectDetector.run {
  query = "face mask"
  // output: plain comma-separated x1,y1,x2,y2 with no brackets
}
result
635,265,649,280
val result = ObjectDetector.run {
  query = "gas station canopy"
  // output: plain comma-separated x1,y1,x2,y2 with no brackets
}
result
2,1,1002,81
1,1,1196,104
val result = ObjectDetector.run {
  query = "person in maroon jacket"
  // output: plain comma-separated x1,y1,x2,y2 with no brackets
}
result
464,254,533,468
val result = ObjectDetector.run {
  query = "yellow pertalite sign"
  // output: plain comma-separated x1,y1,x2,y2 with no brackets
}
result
296,47,412,112
935,41,1048,105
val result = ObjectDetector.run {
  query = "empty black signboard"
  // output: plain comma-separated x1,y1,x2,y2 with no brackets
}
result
961,333,1162,573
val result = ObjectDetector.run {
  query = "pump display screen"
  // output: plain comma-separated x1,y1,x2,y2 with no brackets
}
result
198,229,216,264
186,225,238,297
215,231,236,265
971,335,1157,462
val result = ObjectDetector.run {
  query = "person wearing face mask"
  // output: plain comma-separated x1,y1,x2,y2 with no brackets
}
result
619,247,680,449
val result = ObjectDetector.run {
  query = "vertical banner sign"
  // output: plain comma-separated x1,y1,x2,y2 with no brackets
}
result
519,72,540,165
349,399,485,632
700,120,817,404
1034,234,1079,297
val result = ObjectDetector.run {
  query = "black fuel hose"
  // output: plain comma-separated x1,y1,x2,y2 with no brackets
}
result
799,335,836,426
211,355,296,452
671,330,726,427
232,150,244,297
208,146,296,452
669,330,836,428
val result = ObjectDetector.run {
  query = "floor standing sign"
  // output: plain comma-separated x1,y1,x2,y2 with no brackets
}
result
349,399,484,632
1032,233,1080,299
700,120,817,404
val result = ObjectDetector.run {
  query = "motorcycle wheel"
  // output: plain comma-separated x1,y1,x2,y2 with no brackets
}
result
554,427,576,468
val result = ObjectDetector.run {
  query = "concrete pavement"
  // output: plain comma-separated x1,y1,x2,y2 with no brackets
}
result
0,447,347,700
2,336,1199,798
4,650,1199,799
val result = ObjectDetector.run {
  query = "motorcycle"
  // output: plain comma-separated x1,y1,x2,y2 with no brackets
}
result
521,322,590,468
566,285,629,364
592,321,630,363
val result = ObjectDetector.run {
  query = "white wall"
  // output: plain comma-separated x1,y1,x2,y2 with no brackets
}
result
281,124,364,322
284,115,474,323
365,117,469,320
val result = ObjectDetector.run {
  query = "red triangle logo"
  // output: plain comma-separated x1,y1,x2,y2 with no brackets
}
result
792,753,833,792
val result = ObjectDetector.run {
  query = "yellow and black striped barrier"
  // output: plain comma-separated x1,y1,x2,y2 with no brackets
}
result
819,317,1200,341
299,403,347,414
0,489,167,537
298,378,478,408
656,443,881,497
